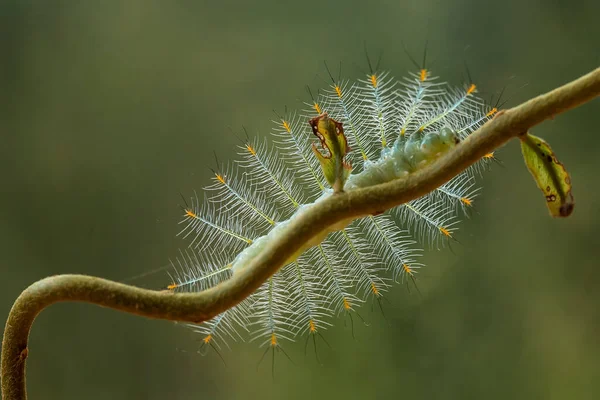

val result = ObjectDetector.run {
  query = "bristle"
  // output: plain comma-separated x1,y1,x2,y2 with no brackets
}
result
394,196,458,249
177,193,255,253
236,136,305,213
168,249,232,293
309,241,359,315
332,227,389,299
204,163,280,231
397,71,447,137
272,112,326,193
250,273,296,348
435,172,480,214
358,71,398,148
282,259,332,337
358,214,422,282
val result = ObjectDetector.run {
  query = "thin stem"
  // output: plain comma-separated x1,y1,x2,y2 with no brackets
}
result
3,67,599,400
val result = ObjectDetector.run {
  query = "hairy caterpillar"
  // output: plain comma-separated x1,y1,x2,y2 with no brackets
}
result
168,60,496,358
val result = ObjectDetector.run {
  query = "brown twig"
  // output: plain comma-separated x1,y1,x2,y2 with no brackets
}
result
2,67,599,400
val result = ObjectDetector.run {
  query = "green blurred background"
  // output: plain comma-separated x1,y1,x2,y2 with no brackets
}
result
2,0,599,399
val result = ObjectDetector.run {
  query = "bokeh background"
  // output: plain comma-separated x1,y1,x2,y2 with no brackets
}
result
2,0,599,399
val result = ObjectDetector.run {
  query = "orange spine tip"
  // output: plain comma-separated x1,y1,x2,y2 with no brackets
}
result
483,152,495,159
246,144,256,156
400,127,406,136
167,283,177,290
215,174,226,184
460,197,472,206
309,319,316,333
370,282,379,295
466,83,477,95
335,85,342,98
203,334,212,344
343,297,351,310
282,120,291,133
313,103,322,114
270,333,277,346
439,227,452,237
420,69,427,82
185,209,197,219
370,74,377,88
402,264,412,274
486,107,498,117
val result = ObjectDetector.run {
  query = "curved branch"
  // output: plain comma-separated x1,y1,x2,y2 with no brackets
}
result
3,67,599,400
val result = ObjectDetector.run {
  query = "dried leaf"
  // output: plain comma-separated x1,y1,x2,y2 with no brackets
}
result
309,113,352,192
520,132,574,217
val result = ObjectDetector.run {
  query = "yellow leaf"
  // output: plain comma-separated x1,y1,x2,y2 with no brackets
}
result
520,133,574,217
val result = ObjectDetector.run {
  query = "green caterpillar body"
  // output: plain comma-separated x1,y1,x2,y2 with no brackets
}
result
170,66,494,353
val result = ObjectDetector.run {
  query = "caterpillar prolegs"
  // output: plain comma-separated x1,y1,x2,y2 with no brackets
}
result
169,64,496,357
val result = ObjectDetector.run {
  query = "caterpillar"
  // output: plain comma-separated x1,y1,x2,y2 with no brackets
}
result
168,59,497,358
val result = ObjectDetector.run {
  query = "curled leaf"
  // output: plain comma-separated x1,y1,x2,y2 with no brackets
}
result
309,113,352,192
520,132,574,217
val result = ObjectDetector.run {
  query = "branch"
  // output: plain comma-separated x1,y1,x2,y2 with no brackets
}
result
3,67,599,400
